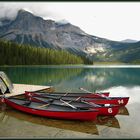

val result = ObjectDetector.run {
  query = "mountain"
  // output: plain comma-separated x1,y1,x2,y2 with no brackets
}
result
0,9,140,63
121,39,138,43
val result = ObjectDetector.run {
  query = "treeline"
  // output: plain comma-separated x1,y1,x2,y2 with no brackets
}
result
0,40,85,65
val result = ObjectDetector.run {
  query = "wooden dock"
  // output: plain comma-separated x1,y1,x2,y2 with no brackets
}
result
0,84,50,97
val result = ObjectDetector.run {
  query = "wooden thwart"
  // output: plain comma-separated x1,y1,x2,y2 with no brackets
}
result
37,103,50,108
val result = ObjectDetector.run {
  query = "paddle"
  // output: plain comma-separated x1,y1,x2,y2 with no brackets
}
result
28,93,78,110
31,94,101,109
60,96,81,106
60,99,77,109
79,87,110,99
60,96,101,107
81,99,101,107
61,96,101,107
26,89,103,109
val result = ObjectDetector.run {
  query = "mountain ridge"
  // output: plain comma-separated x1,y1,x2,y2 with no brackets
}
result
0,9,140,63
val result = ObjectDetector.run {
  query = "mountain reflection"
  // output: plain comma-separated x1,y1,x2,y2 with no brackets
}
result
54,67,140,91
0,66,140,91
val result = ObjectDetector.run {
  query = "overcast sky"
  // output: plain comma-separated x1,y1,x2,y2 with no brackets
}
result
0,2,140,41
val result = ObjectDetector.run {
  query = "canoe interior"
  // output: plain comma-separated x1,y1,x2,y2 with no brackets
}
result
32,96,101,108
25,96,119,109
6,97,98,112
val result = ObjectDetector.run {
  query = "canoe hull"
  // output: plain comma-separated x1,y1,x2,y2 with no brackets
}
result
86,97,129,106
97,106,119,116
4,98,98,121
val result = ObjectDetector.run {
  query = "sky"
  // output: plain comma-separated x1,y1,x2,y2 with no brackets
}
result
0,2,140,41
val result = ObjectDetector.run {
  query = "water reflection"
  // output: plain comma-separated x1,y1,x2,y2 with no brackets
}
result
0,104,99,135
0,103,130,136
0,66,140,138
0,66,140,92
55,68,140,92
95,116,120,128
0,66,82,86
118,107,129,116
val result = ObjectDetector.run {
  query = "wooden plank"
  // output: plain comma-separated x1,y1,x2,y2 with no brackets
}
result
37,103,50,108
0,84,50,97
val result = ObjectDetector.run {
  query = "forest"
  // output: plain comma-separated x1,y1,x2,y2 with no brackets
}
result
0,40,87,65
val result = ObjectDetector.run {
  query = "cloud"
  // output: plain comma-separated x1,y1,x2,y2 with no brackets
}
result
0,2,58,20
0,3,20,19
0,2,140,41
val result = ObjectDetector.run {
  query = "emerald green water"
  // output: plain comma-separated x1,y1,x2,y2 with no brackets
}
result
0,65,140,138
0,65,140,92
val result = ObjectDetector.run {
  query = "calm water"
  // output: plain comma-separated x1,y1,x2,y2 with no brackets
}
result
0,65,140,138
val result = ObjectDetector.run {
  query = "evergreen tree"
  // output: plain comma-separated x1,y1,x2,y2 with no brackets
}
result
0,39,87,65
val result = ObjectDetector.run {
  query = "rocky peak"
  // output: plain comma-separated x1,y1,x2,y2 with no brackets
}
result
10,9,53,32
0,9,109,54
17,9,35,19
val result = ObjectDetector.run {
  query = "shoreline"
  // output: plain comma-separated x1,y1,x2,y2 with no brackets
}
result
0,64,140,68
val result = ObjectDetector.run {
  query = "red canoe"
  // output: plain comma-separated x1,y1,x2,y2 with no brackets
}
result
3,97,99,121
25,91,129,106
25,94,120,116
35,87,110,98
25,91,110,98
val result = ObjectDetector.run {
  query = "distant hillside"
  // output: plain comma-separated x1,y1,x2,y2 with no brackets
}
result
121,39,138,43
0,9,140,64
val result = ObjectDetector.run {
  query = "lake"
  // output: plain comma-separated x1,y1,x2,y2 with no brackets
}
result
0,65,140,138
